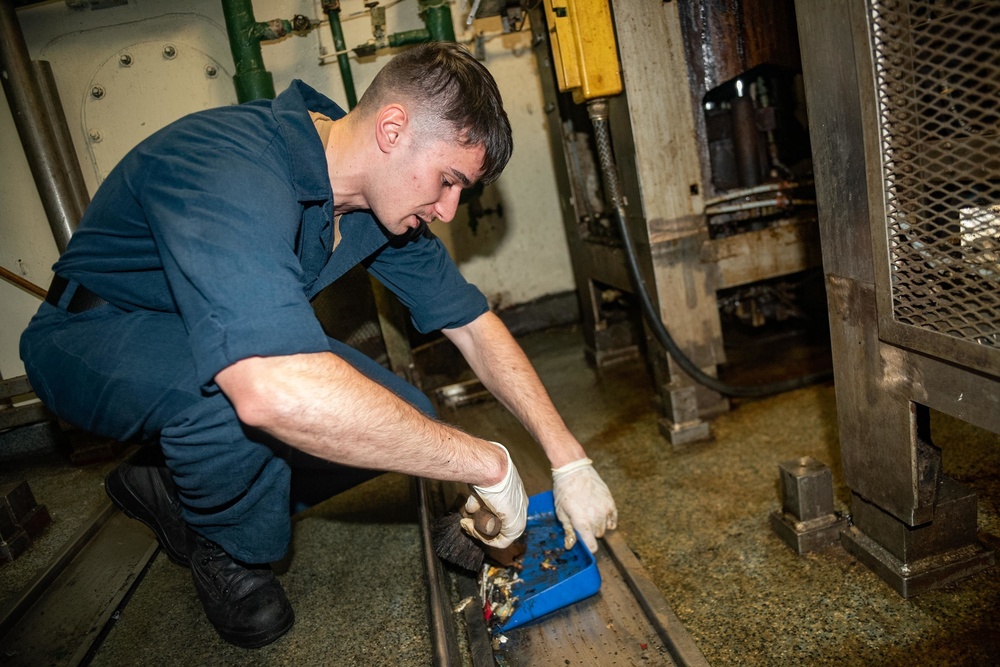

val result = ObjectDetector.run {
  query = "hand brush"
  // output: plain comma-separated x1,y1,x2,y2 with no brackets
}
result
433,504,501,571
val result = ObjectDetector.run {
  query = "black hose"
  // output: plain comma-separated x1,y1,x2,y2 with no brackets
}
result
587,100,832,399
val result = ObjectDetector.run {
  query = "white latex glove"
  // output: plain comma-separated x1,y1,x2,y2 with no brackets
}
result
462,442,528,549
552,457,618,553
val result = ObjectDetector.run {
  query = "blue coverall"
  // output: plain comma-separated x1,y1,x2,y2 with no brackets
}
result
19,80,488,563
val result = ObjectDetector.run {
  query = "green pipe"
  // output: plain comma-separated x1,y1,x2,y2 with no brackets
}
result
326,0,454,103
254,19,295,41
389,29,431,48
419,0,455,42
221,0,276,102
324,5,358,109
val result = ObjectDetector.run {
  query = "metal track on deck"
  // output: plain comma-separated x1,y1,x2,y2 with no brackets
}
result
0,501,158,666
426,381,710,667
419,477,708,667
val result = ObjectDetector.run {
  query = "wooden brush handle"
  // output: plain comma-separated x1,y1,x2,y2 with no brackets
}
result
471,508,501,539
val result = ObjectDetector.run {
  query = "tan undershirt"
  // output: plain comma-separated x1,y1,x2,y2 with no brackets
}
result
309,111,342,250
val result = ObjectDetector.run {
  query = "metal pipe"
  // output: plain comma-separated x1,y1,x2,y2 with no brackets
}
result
0,0,79,253
253,17,294,41
323,2,358,109
348,0,451,60
389,29,431,47
0,265,46,300
220,0,276,102
31,60,90,222
705,197,816,215
703,181,809,207
419,0,455,42
756,75,793,179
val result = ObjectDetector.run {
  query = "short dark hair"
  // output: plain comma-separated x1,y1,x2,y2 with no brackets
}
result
356,43,513,184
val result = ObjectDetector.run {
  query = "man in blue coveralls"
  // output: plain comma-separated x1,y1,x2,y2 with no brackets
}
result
20,43,617,648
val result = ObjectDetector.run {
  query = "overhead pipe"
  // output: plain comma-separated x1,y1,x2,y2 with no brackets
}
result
349,0,455,58
323,0,456,109
388,29,433,48
322,1,358,109
221,0,314,103
419,0,456,42
221,0,277,102
0,0,88,253
705,197,817,216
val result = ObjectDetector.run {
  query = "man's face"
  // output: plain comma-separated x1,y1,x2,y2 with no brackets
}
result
370,136,487,237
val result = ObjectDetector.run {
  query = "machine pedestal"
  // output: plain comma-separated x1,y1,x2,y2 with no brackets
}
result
770,457,846,554
583,315,641,369
655,380,727,447
657,417,711,447
840,478,994,598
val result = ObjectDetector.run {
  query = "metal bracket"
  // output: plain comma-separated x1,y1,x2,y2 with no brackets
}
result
770,456,846,554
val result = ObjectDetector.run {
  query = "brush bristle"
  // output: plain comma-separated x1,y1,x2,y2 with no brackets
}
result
433,512,486,572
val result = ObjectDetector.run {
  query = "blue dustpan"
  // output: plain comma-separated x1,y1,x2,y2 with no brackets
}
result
498,491,602,631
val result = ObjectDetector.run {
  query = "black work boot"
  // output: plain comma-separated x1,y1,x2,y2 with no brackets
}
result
105,445,189,566
188,528,294,648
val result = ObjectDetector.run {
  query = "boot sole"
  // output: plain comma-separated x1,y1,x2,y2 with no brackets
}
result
217,607,295,649
105,466,190,567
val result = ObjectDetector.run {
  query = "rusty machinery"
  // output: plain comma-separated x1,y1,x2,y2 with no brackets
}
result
493,0,996,596
488,0,829,444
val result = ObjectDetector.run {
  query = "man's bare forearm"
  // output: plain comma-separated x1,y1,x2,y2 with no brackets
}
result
444,312,587,468
214,352,506,486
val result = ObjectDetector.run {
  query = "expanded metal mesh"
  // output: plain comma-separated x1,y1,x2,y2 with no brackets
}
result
869,0,999,347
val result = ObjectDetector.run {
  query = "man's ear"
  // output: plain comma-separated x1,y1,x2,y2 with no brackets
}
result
374,104,408,154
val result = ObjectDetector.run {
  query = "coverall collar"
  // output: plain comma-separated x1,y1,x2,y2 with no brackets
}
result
271,80,347,204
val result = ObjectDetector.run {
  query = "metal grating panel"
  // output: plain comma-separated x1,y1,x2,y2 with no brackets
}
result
869,0,999,348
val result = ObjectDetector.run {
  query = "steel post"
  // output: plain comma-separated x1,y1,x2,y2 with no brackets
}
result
31,60,90,222
0,0,81,253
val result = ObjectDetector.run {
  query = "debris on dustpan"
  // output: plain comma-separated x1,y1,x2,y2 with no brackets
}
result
482,562,522,629
477,491,602,637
